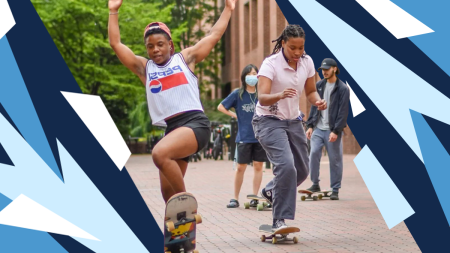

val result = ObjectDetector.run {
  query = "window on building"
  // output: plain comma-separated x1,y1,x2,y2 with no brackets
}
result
263,0,270,56
222,82,231,98
244,2,250,53
251,0,258,50
234,3,240,82
276,4,285,36
222,22,231,67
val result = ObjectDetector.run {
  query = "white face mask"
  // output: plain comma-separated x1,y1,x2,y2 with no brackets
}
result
245,75,258,86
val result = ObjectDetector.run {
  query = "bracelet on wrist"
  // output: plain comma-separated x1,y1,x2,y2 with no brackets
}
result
110,11,119,15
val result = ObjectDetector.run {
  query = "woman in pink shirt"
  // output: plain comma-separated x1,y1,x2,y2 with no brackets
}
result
253,24,327,230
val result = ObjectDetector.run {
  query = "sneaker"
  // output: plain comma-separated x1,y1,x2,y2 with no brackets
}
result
226,199,239,208
272,219,288,230
249,199,258,207
261,188,273,204
306,184,321,192
330,191,339,200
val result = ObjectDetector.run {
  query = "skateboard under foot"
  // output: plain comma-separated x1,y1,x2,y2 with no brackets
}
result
244,195,272,211
164,192,202,253
259,224,300,244
298,189,319,201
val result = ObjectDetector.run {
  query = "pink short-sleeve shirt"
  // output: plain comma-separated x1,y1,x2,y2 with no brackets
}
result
256,50,315,120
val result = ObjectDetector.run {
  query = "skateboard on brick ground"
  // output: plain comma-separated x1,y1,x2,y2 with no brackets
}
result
164,192,202,253
298,189,319,201
259,224,300,244
244,195,272,211
317,190,332,199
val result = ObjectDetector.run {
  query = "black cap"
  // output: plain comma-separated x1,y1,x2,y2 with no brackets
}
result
318,58,339,75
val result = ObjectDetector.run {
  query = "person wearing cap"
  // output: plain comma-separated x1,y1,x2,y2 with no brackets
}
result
305,58,350,200
107,0,237,203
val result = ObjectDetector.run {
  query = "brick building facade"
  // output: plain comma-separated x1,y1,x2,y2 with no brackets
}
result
220,0,361,154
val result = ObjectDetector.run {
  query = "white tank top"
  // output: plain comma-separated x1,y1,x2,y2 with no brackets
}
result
145,53,203,126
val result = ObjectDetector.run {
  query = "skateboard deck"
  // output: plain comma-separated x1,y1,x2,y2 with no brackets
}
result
244,195,272,211
164,192,201,253
259,224,300,244
298,190,319,201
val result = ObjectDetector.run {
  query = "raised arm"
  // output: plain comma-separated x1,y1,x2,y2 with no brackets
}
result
181,0,237,71
108,0,148,84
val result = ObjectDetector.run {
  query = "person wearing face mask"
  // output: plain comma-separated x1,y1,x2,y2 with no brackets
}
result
218,64,269,208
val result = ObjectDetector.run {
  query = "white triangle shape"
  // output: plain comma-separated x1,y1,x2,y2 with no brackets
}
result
61,91,131,171
356,0,434,39
0,0,16,40
0,194,99,241
347,82,366,117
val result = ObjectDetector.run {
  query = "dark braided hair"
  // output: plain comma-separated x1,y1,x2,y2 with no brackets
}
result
271,24,306,56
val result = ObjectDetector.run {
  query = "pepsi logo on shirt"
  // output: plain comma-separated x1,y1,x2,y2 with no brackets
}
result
148,65,188,94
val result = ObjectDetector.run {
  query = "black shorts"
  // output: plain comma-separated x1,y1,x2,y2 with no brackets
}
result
165,110,211,163
236,142,268,164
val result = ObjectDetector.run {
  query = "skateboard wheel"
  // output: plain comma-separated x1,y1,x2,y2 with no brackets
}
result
293,236,298,244
301,196,306,201
262,202,268,208
257,204,264,211
272,237,277,244
318,194,323,200
195,214,202,224
244,202,250,209
166,221,175,232
313,196,318,201
260,235,266,242
193,250,199,253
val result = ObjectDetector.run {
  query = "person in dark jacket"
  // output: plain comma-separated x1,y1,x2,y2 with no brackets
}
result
305,58,350,200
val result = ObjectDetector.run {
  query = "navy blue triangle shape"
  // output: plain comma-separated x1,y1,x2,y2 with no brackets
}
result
49,234,95,253
423,114,450,156
0,142,14,167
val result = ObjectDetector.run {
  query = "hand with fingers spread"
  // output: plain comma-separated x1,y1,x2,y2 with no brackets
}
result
278,88,297,100
316,99,327,110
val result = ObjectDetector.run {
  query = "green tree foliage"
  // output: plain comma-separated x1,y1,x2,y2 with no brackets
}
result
155,0,223,98
32,0,226,138
31,0,185,136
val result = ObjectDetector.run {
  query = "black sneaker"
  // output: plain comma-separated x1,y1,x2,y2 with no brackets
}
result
330,191,339,200
306,185,321,192
261,188,273,204
249,199,258,207
272,219,288,230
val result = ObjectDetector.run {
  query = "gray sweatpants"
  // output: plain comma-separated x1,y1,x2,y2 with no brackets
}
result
309,129,343,191
252,116,309,220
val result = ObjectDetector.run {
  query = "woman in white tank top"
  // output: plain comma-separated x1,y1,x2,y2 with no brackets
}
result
108,0,237,203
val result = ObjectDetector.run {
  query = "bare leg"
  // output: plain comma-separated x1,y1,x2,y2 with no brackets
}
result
252,161,264,195
159,160,189,203
152,127,197,201
234,163,247,200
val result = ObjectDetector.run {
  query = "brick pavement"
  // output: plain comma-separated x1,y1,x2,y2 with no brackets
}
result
127,154,421,253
